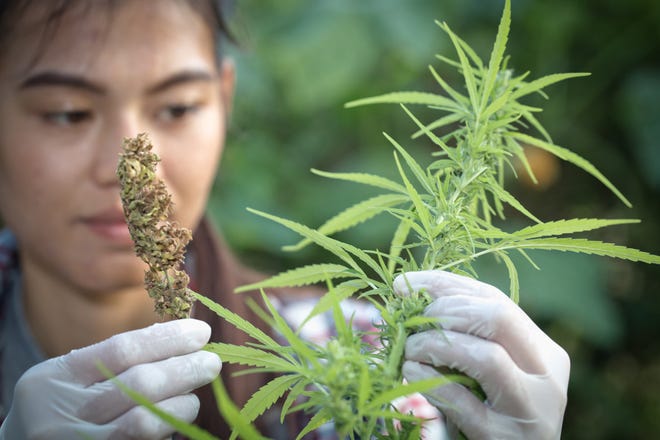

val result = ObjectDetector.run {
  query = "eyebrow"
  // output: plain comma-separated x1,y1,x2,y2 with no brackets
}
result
19,71,105,94
18,69,216,95
146,70,217,95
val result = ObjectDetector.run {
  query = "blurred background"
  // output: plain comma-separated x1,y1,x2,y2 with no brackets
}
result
209,0,660,438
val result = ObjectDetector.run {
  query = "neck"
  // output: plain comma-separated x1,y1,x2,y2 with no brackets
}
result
20,258,162,358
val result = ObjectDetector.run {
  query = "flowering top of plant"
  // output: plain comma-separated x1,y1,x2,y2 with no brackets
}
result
117,133,193,319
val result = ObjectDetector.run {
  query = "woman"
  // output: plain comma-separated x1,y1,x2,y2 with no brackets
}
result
0,1,569,439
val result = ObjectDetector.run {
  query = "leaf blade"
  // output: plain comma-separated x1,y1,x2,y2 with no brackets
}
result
511,72,591,101
235,264,355,293
345,91,459,110
512,218,640,240
192,291,280,348
512,132,632,207
205,343,295,372
310,169,407,194
480,0,511,112
285,194,409,252
240,374,301,424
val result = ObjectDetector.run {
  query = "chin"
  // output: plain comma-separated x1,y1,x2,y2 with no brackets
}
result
76,259,147,294
79,273,144,295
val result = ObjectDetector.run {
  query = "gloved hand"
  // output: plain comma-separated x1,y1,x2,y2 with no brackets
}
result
0,319,221,440
394,270,570,440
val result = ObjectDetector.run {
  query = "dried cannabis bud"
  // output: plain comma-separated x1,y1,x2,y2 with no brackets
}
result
117,133,194,319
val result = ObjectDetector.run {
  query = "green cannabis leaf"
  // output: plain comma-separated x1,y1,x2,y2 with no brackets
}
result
121,1,660,438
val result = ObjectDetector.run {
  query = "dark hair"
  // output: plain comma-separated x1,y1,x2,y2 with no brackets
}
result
0,0,235,63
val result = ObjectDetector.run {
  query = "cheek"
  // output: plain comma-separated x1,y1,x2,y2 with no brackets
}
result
0,138,74,231
0,100,82,203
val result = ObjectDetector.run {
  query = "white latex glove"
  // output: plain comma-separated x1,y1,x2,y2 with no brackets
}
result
394,270,569,440
0,319,221,440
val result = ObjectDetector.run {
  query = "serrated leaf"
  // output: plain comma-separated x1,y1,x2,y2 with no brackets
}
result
205,343,295,372
192,291,280,348
401,105,459,163
240,374,301,425
498,251,519,304
403,315,438,329
509,70,531,89
374,249,393,286
280,379,309,422
512,218,640,240
345,91,459,111
435,54,461,71
388,217,412,274
260,291,323,367
249,208,388,283
387,208,429,249
212,378,269,440
369,409,426,424
512,133,632,207
480,0,511,113
511,72,591,101
296,408,332,440
357,362,371,413
235,264,354,293
384,131,435,195
300,279,369,328
392,152,433,242
469,223,512,241
315,194,407,238
482,89,511,121
428,159,458,173
411,112,464,139
428,65,469,107
285,194,409,252
438,21,479,112
438,22,484,72
489,113,524,131
385,324,407,377
516,248,541,270
486,178,541,223
506,137,538,184
367,376,451,410
247,208,361,273
310,169,407,194
520,109,552,142
503,238,660,264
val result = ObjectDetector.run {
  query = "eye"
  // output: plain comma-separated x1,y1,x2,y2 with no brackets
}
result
42,110,92,126
157,103,200,122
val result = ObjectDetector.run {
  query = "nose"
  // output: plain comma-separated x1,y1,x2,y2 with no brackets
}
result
90,112,143,187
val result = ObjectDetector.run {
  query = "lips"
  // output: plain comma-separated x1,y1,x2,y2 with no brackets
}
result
81,207,134,245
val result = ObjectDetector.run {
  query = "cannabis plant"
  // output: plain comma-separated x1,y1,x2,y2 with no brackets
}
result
117,1,659,438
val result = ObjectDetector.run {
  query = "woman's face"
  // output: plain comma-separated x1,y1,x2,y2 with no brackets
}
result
0,1,233,294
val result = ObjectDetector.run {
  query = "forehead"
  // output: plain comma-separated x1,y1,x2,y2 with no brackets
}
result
1,0,216,84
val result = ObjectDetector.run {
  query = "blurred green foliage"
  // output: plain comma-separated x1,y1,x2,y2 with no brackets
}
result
208,0,660,438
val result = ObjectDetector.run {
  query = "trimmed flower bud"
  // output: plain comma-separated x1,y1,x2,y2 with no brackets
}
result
117,133,193,319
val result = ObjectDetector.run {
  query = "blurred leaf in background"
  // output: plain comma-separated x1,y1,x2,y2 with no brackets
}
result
209,0,660,438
